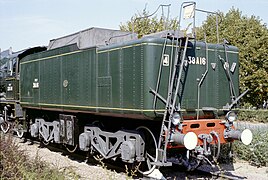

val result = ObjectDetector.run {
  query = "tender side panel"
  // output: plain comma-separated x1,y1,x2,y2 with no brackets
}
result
96,38,172,117
97,42,144,115
20,46,97,111
40,57,61,105
20,38,164,117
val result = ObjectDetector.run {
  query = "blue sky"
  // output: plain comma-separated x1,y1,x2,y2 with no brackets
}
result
0,0,267,51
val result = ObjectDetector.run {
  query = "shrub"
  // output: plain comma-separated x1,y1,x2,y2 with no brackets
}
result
238,109,268,123
233,130,268,167
232,110,268,167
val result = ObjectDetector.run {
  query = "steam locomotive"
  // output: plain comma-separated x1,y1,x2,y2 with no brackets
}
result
0,2,252,178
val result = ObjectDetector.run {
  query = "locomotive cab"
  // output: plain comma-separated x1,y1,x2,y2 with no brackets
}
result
0,47,46,136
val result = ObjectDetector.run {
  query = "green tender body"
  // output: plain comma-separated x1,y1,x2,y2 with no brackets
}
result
20,37,239,119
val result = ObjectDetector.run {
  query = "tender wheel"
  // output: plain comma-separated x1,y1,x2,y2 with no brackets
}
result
0,122,10,134
40,138,50,146
65,144,78,153
16,124,25,138
136,126,158,175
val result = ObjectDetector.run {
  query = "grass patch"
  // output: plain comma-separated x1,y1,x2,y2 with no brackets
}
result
233,130,268,167
0,134,78,180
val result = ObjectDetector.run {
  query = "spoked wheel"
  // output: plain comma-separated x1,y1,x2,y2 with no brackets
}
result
64,144,78,153
16,124,25,138
93,154,105,162
40,138,50,146
136,126,158,175
0,122,10,134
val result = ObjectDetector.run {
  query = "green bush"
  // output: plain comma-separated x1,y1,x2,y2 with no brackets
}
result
233,130,268,167
0,134,76,180
238,109,268,123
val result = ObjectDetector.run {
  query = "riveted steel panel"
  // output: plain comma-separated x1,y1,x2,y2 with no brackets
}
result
20,36,239,119
20,44,97,110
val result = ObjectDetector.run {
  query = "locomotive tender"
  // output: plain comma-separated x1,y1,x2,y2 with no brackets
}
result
0,2,253,178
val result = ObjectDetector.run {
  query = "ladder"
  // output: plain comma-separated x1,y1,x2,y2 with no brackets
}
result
157,35,190,164
150,1,196,165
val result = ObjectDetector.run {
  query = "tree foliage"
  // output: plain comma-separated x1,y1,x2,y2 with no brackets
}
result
196,8,268,107
120,8,268,107
119,10,179,38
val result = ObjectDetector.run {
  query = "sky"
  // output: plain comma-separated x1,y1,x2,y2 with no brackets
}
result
0,0,267,52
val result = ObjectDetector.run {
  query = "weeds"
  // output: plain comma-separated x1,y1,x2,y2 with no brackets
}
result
125,162,140,178
94,154,139,179
0,133,74,180
94,155,107,169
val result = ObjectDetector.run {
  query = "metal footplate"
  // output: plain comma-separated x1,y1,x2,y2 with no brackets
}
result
150,149,172,166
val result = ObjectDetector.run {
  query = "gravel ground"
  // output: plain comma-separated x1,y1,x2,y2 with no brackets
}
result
221,161,268,180
14,138,129,180
14,137,268,180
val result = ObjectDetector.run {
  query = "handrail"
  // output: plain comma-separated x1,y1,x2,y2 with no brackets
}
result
132,4,171,35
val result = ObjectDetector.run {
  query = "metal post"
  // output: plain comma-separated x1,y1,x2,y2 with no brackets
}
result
195,8,220,44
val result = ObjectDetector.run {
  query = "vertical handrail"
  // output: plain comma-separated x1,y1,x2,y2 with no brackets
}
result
153,35,169,111
223,42,237,101
170,37,189,114
197,36,209,119
168,35,176,90
166,37,182,112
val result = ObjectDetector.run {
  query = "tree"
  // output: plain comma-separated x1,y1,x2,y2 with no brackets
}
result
120,8,268,107
119,9,179,38
197,8,268,107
